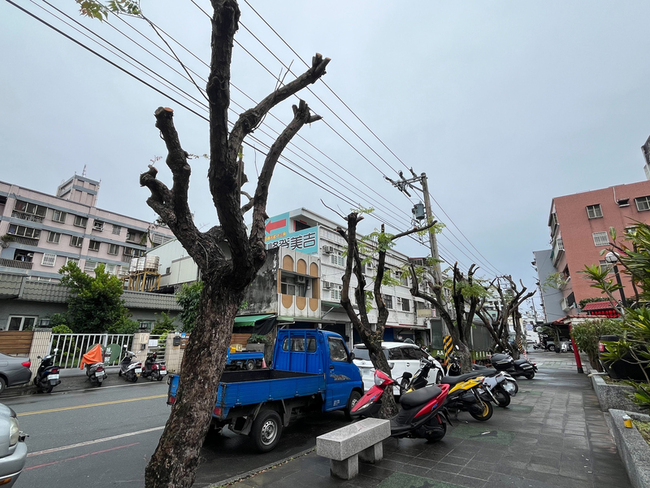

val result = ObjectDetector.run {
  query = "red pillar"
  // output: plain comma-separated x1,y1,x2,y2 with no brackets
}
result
568,324,584,374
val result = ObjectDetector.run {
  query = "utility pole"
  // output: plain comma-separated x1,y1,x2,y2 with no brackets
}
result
385,170,442,287
420,173,443,286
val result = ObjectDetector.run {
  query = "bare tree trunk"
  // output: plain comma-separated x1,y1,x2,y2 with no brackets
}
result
145,283,241,487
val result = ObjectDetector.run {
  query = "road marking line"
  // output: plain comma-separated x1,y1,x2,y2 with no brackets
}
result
17,394,167,416
27,426,164,457
26,442,140,469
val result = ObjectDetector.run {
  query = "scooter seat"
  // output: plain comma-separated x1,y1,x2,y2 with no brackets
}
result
400,385,442,409
440,371,483,385
513,359,529,366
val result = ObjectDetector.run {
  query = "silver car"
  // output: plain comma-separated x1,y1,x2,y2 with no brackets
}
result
0,403,27,487
0,354,32,395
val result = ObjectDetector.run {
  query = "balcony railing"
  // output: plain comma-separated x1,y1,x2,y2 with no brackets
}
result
0,258,33,270
11,211,44,223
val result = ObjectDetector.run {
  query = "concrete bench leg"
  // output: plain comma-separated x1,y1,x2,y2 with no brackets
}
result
359,442,383,463
330,454,358,480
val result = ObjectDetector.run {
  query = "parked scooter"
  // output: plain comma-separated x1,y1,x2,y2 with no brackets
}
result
352,369,450,442
141,352,167,381
80,344,107,387
490,352,537,380
403,357,511,408
118,349,142,382
34,348,61,393
473,363,518,396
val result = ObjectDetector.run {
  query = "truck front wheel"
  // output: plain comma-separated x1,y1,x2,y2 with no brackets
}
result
345,391,362,421
251,410,283,452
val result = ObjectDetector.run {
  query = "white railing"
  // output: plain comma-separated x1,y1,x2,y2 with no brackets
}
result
49,333,134,369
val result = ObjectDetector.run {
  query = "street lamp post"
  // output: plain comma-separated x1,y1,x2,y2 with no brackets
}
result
605,252,627,308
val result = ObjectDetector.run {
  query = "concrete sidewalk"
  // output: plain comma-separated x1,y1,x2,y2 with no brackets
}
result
219,351,631,488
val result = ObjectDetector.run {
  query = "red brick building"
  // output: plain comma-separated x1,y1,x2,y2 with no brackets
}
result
548,180,650,315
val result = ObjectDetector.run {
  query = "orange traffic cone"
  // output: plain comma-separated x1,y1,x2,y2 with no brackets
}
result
262,358,267,369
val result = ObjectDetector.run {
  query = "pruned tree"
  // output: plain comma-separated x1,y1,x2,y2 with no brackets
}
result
476,276,536,358
409,263,487,372
77,1,330,486
335,211,436,418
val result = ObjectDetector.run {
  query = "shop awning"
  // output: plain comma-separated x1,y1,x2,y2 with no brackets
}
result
387,324,429,330
581,301,616,312
234,314,275,327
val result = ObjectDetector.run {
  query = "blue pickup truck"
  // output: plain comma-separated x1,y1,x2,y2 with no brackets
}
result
168,329,363,452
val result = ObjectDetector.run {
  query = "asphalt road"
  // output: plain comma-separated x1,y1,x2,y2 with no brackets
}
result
2,378,353,488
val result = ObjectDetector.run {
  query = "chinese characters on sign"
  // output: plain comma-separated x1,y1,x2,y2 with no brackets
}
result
267,229,318,254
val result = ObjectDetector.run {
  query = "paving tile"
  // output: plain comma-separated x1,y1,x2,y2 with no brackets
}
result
457,467,490,480
434,462,463,474
378,472,464,488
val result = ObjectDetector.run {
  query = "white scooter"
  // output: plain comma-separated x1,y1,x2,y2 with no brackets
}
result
118,349,142,383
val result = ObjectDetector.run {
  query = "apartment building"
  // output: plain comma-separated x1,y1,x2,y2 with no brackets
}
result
0,174,174,280
544,180,650,315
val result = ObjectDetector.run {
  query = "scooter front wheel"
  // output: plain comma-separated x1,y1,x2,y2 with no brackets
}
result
470,400,493,421
524,371,535,380
493,386,510,408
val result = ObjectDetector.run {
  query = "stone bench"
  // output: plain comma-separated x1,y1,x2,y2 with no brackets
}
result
316,418,390,480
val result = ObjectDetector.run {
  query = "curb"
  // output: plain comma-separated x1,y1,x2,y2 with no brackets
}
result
609,409,650,488
208,447,316,488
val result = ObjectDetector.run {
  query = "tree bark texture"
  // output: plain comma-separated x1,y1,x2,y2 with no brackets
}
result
139,2,330,486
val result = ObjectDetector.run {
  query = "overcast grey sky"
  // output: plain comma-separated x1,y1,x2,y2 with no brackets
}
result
3,1,650,311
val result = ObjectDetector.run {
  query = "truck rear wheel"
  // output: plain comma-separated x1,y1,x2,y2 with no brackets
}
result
251,410,283,452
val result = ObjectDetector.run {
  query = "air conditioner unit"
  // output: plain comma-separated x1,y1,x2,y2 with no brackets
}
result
322,245,334,254
322,281,331,289
296,276,306,284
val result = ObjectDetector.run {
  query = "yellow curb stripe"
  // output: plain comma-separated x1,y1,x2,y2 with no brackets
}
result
17,394,167,416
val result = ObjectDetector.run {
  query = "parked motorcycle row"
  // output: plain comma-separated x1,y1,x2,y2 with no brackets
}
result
33,345,167,393
351,350,537,444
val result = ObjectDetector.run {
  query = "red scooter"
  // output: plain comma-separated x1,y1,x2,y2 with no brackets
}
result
351,369,450,442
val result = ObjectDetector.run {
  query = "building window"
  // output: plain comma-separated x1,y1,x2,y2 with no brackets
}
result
41,254,57,267
14,250,33,262
106,263,117,275
51,210,67,223
399,273,409,286
592,232,609,247
70,235,83,248
93,220,104,231
84,260,97,273
8,224,40,240
330,251,345,267
330,284,343,301
66,257,79,266
397,297,410,312
107,243,119,255
383,295,394,309
112,225,122,235
586,204,603,219
47,231,61,244
73,215,88,228
6,316,37,331
635,196,650,212
14,200,47,219
89,240,101,252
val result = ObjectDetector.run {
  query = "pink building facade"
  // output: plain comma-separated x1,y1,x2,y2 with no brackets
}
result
549,180,650,314
0,175,174,280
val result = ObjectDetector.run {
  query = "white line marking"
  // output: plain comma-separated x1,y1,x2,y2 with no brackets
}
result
27,426,165,457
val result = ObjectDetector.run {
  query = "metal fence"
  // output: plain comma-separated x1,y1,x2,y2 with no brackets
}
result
50,334,134,369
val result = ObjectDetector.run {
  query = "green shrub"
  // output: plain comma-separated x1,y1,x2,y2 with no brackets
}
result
571,319,623,371
52,324,73,334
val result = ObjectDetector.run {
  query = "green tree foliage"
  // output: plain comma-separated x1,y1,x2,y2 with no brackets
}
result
176,281,203,333
571,319,623,371
51,324,73,334
151,312,176,335
58,262,134,333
